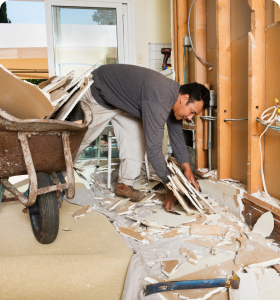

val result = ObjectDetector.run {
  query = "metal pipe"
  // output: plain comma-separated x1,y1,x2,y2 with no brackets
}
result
224,118,248,122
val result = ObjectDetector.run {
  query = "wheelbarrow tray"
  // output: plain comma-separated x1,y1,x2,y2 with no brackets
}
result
0,101,92,179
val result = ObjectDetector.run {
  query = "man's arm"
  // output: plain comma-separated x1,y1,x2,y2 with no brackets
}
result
141,102,170,184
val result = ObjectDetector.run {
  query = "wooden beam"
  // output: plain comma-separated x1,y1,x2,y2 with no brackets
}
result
177,0,188,84
172,0,179,81
247,0,265,193
216,0,231,179
194,0,208,169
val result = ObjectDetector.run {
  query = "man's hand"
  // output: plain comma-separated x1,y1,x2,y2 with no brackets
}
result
163,187,177,211
182,162,199,190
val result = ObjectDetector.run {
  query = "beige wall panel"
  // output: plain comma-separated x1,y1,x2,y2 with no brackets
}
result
135,0,171,68
206,0,216,51
206,48,217,169
265,23,280,200
266,0,275,27
230,0,251,41
231,35,248,184
148,0,172,44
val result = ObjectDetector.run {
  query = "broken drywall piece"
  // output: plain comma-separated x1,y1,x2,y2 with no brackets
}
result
73,205,94,219
54,77,93,120
206,214,221,221
117,226,151,244
252,267,280,300
0,64,54,119
116,201,135,215
179,247,198,265
235,239,280,268
107,198,129,211
236,271,261,300
160,229,181,238
168,253,235,280
133,180,159,191
161,260,180,277
249,232,270,249
142,210,196,228
190,224,222,236
187,239,216,249
136,193,155,207
252,212,274,238
247,258,280,269
50,90,68,103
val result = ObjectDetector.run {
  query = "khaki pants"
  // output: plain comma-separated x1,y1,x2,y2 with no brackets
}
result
76,90,146,186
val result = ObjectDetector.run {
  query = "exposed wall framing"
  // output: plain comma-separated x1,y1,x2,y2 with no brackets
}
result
247,0,266,194
216,0,232,179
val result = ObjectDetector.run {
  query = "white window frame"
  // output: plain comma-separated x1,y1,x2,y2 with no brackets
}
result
44,0,136,76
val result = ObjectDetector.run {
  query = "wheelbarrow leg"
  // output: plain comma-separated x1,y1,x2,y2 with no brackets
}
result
0,182,6,203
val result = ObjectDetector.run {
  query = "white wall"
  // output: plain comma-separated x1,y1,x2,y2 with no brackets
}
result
134,0,172,68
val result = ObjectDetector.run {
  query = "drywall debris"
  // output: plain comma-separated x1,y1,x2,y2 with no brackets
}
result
169,254,235,280
190,224,222,236
179,247,198,265
161,260,180,277
73,205,94,219
252,267,280,300
117,226,151,244
160,229,181,238
252,212,274,238
54,76,93,120
236,271,261,300
136,193,155,207
142,210,196,228
249,232,270,249
206,214,221,221
247,258,280,269
133,180,159,191
187,239,216,248
0,64,54,119
116,200,135,215
235,239,280,268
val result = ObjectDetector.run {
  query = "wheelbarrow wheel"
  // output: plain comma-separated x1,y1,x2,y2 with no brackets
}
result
29,173,59,244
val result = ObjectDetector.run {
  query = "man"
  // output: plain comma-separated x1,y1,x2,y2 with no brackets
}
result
77,64,210,211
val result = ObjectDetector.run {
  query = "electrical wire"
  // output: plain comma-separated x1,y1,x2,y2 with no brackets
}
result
188,0,213,68
259,104,279,201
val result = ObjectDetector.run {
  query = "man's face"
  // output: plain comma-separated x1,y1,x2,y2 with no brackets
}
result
173,94,204,121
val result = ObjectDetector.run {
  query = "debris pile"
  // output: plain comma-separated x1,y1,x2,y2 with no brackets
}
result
0,64,94,120
68,158,280,300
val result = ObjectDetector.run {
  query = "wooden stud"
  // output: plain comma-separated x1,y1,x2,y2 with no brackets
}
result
172,0,179,81
216,0,232,179
247,0,265,194
177,0,188,84
193,0,208,169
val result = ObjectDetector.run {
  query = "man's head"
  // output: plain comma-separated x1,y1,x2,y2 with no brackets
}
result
172,82,210,121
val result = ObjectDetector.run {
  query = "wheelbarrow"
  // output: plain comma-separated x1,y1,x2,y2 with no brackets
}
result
0,101,93,244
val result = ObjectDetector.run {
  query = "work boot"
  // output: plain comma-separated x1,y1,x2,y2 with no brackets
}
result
115,183,146,202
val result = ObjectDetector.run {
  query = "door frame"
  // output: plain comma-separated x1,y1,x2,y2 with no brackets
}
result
44,0,136,76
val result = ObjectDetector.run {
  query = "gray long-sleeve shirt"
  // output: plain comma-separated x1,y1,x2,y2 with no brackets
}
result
90,64,189,183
